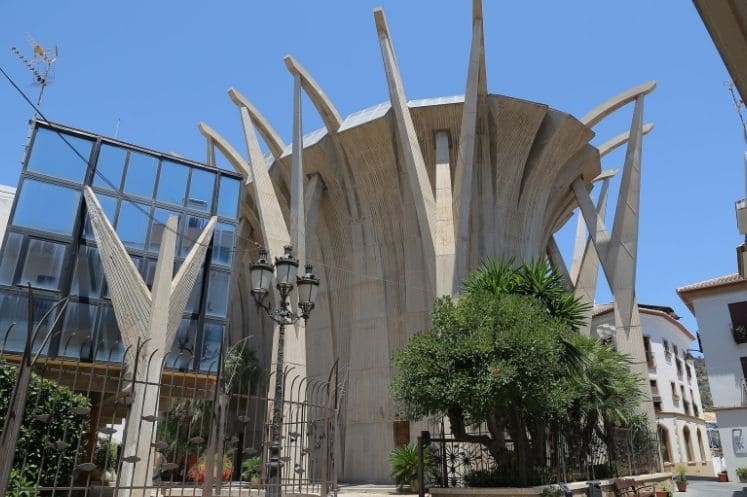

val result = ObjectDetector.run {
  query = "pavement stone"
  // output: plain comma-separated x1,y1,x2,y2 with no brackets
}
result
667,478,747,497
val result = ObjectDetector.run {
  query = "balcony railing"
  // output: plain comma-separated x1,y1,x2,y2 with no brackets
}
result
646,351,656,369
742,380,747,406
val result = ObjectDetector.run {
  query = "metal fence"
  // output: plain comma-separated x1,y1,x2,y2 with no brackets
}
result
417,419,661,492
0,326,341,497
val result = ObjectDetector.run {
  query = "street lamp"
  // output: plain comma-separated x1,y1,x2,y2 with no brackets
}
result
249,245,320,497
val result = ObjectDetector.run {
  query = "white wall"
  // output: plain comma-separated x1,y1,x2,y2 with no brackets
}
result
0,185,16,243
690,288,747,408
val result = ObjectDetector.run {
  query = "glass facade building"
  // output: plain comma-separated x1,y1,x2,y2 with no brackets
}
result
0,121,242,372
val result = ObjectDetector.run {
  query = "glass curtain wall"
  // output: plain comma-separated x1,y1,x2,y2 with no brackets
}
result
0,121,241,372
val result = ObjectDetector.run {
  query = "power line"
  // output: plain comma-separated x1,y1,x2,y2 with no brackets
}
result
0,63,434,296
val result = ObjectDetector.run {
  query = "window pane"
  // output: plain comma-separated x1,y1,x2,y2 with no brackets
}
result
83,194,118,240
93,144,127,191
141,258,157,289
123,151,158,198
200,321,224,372
205,270,229,317
13,180,81,235
212,222,235,266
94,306,124,362
180,214,208,256
59,302,96,360
149,208,182,253
187,168,215,212
156,161,188,206
217,176,240,218
20,239,67,290
116,201,151,249
167,319,198,371
27,128,91,183
70,246,105,298
0,232,23,285
0,293,56,354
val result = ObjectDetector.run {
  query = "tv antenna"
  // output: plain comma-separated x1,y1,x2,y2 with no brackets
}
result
11,34,58,114
726,81,747,144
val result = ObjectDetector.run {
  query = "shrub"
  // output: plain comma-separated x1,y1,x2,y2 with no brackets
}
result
389,444,420,489
187,454,233,482
242,456,262,481
0,364,90,489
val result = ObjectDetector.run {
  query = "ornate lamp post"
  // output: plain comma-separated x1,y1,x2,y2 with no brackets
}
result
249,245,320,497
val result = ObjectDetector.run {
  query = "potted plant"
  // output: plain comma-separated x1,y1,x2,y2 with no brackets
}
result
656,482,673,497
737,467,747,483
674,465,687,492
242,456,262,485
732,324,747,344
389,444,420,492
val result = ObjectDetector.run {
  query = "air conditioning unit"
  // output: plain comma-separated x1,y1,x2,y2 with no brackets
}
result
737,199,747,235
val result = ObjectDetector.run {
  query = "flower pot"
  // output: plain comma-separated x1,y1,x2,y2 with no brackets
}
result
409,479,419,494
655,492,668,497
739,475,747,483
719,471,729,482
676,481,687,492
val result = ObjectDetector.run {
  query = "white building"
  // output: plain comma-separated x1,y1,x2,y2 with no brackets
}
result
592,303,713,476
679,270,747,482
0,184,16,241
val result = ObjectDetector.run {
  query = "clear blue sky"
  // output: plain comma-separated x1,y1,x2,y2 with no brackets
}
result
1,1,745,339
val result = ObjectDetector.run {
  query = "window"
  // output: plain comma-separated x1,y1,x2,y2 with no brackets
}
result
83,194,118,240
683,426,694,461
123,151,158,198
393,421,410,447
13,179,81,235
70,246,106,298
697,429,706,461
212,223,235,267
167,319,198,371
187,168,215,212
671,382,679,403
654,401,662,413
93,144,127,191
676,357,683,377
643,336,654,368
149,208,181,253
156,161,189,206
0,232,23,285
200,321,223,371
217,176,240,218
663,339,672,359
59,302,96,359
94,306,123,363
180,214,208,256
20,239,67,290
205,270,229,318
116,201,151,249
650,379,659,397
0,294,57,354
27,128,91,183
658,425,672,463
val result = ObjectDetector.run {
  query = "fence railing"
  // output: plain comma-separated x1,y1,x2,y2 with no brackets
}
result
0,335,342,497
417,420,660,493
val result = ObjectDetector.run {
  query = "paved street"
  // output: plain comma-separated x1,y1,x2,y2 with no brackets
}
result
679,478,747,496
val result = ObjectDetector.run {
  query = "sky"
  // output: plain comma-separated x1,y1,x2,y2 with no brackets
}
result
0,1,745,342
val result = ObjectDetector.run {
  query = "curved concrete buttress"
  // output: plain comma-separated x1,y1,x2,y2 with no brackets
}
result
452,0,488,288
374,6,437,292
598,123,654,158
228,87,287,160
284,55,343,133
581,81,656,128
198,122,252,179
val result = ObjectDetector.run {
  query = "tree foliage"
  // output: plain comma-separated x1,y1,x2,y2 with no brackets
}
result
0,364,90,489
391,259,646,486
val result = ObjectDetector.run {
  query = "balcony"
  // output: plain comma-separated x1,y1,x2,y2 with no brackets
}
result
646,351,656,369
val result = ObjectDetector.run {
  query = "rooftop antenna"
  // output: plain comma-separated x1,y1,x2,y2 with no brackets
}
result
11,34,58,115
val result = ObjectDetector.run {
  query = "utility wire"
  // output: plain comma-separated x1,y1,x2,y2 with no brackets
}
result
1,63,433,296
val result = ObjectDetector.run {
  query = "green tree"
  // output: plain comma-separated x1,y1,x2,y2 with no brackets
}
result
390,259,646,486
0,364,90,489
